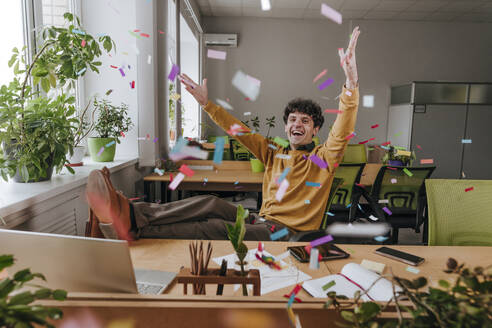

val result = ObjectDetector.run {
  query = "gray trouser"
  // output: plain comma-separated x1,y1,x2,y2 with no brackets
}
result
131,195,290,241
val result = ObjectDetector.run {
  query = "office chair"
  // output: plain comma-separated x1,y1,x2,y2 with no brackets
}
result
230,138,251,161
331,163,366,222
206,136,231,160
426,179,492,246
362,166,436,244
342,144,367,164
289,177,344,242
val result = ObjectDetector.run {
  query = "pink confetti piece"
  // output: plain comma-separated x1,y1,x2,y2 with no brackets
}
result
465,187,474,192
420,159,434,164
140,33,150,38
318,78,334,91
119,68,125,77
110,65,118,69
381,141,391,146
97,147,105,156
321,3,342,24
313,69,327,83
309,154,328,169
359,137,375,145
345,132,356,140
158,30,165,34
169,172,185,190
130,80,135,89
324,109,342,114
81,39,86,47
120,131,125,137
207,49,227,60
382,207,392,215
371,124,379,129
275,179,289,202
179,164,195,177
333,162,339,168
417,144,422,150
391,178,397,184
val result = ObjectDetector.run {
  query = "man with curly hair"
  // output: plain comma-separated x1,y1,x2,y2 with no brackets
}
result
85,27,361,241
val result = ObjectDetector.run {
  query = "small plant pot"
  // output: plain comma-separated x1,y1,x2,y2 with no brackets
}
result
88,137,116,162
250,158,265,173
66,146,86,166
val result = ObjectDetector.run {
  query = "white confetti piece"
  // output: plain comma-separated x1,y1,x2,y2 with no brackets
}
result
321,3,342,24
391,178,397,184
147,55,152,64
168,172,185,190
207,49,227,60
275,154,291,160
216,98,234,110
244,112,251,116
232,70,260,101
275,179,289,202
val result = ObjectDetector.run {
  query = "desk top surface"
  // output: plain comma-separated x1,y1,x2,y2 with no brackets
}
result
129,239,489,299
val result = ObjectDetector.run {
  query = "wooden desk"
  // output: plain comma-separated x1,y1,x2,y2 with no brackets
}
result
143,160,263,203
44,240,491,327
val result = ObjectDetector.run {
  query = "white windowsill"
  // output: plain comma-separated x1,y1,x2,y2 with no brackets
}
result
0,156,139,219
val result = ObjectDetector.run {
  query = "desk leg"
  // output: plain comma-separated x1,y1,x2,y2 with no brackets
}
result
144,181,151,202
257,192,262,210
161,182,167,203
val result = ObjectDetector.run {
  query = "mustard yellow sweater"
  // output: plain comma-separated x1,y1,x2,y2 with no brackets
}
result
203,86,359,231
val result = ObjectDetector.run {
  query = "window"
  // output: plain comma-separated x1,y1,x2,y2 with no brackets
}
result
168,0,177,147
41,0,71,27
0,1,25,87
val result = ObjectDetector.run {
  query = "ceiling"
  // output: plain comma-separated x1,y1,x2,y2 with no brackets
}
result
195,0,492,23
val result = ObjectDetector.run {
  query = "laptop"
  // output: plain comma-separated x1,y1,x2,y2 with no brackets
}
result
0,229,176,295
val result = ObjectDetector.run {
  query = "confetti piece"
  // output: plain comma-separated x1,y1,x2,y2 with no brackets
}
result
110,65,118,69
403,168,413,177
216,98,233,110
76,67,87,75
382,207,392,215
310,234,333,248
287,293,296,308
232,70,260,101
309,154,328,169
140,33,150,38
345,132,356,140
363,95,374,108
278,167,291,184
72,28,86,35
374,236,389,242
345,90,352,96
81,39,86,47
105,140,116,147
273,137,289,148
321,3,342,24
168,64,179,81
361,259,385,274
244,112,251,116
147,55,152,64
333,162,339,168
326,212,335,216
207,49,227,60
380,145,390,150
378,199,389,204
465,187,474,192
318,78,334,91
416,144,422,150
154,168,164,176
179,164,194,177
146,134,150,140
359,137,375,145
420,159,434,164
305,181,321,187
130,81,135,89
322,280,336,291
270,227,289,241
371,124,379,129
305,200,311,204
406,266,420,274
324,109,342,114
313,69,327,83
213,137,225,164
391,178,397,184
97,147,105,156
461,139,472,144
203,177,208,185
128,30,140,38
394,132,402,137
381,141,391,146
137,137,146,140
119,68,125,77
309,248,320,270
276,179,289,202
275,154,291,160
120,131,125,137
158,29,165,34
268,144,278,150
153,137,158,143
170,93,181,101
168,172,185,190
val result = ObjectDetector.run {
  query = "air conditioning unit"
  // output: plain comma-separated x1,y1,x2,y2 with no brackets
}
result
204,33,238,47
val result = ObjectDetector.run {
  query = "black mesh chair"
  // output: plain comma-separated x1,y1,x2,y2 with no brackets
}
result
331,163,366,222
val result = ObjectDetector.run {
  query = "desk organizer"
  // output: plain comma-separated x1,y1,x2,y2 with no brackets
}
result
176,267,261,296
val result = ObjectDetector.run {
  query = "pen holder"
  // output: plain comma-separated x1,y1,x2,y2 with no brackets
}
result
176,267,261,296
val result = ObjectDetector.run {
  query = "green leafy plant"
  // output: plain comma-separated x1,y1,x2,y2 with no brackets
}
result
324,258,492,327
265,115,276,139
92,98,133,143
73,98,96,148
0,254,67,328
225,205,249,296
0,13,115,182
382,146,416,166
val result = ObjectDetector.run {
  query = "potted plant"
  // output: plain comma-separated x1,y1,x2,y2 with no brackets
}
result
0,13,115,182
265,115,276,139
382,145,415,167
0,254,67,327
88,97,133,162
66,99,96,166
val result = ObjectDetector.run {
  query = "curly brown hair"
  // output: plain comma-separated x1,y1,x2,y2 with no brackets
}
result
283,98,324,129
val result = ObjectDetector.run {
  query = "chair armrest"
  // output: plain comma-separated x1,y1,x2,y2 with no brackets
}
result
289,229,327,242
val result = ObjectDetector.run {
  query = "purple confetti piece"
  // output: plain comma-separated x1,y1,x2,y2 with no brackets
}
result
318,78,334,91
168,64,179,81
153,137,158,143
383,207,392,215
309,154,328,169
97,146,105,156
119,68,125,77
310,234,334,248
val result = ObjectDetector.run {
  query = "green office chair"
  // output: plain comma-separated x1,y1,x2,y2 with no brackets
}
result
342,144,367,164
206,136,231,160
312,136,321,146
289,177,344,241
365,166,436,244
331,163,366,221
230,138,251,161
426,179,492,246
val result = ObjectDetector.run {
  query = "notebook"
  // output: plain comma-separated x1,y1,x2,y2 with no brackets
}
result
302,263,401,301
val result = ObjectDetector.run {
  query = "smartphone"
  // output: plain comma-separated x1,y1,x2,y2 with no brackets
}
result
288,244,350,263
374,247,424,266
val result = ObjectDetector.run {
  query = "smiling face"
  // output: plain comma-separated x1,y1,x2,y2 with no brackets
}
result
284,111,320,149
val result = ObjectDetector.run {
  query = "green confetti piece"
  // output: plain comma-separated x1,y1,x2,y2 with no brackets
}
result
322,280,336,291
273,137,289,148
394,132,402,137
403,168,413,177
394,146,406,150
346,248,354,254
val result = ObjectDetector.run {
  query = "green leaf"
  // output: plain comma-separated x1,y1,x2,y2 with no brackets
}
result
20,165,29,182
40,78,50,93
13,268,33,282
412,277,427,289
8,53,17,67
359,302,381,321
438,279,450,289
52,289,67,300
322,280,336,291
48,73,56,88
13,62,20,75
0,254,14,271
0,279,15,298
340,311,355,323
34,288,51,299
236,242,248,263
8,291,35,306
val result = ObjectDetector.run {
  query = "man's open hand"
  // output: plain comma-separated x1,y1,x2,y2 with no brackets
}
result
339,26,360,89
179,73,209,106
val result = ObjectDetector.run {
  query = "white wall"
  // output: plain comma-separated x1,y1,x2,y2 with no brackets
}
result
203,17,492,145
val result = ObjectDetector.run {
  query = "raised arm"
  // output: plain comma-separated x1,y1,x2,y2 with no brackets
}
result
320,26,361,171
179,74,271,163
